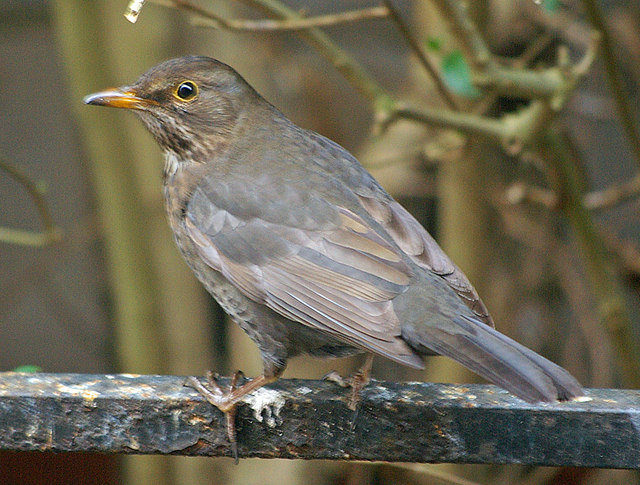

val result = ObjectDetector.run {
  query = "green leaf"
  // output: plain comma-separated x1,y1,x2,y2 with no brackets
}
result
544,0,559,12
12,364,42,373
441,50,481,99
425,36,442,52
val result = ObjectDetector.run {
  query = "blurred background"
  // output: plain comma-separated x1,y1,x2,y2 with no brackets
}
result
1,0,639,484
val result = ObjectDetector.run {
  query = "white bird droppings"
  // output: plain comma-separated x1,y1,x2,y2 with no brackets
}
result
242,388,286,427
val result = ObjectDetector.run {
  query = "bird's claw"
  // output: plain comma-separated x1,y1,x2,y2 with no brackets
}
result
185,371,246,463
323,369,367,412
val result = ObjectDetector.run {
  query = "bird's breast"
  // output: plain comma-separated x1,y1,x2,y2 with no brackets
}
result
163,151,181,180
162,152,204,235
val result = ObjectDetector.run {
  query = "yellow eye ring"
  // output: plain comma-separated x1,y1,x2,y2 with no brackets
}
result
174,81,198,101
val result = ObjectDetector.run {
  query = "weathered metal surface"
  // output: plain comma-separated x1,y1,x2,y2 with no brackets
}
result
0,372,638,467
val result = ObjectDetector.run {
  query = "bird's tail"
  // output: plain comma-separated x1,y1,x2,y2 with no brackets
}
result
402,315,583,403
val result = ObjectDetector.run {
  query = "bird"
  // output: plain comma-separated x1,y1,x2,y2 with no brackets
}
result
84,56,583,458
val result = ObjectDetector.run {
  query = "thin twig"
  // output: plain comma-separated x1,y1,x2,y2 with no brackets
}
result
584,173,640,210
504,176,640,212
149,0,389,31
188,5,390,31
415,31,597,148
519,176,640,211
431,0,491,67
0,159,61,247
392,99,553,151
473,31,599,103
504,174,640,212
524,0,592,47
581,0,640,168
383,0,458,110
505,182,558,209
599,227,640,279
432,0,600,103
515,33,554,67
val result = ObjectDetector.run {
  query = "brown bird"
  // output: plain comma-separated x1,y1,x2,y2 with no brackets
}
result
85,56,583,457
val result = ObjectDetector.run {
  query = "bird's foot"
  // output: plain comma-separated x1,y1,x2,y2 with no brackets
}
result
187,370,245,412
324,368,370,411
323,354,374,427
185,371,244,462
186,370,279,463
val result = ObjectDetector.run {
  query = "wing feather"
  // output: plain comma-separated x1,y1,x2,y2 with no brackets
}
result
358,195,494,327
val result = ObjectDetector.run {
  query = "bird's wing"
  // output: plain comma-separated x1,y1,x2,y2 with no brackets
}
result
298,130,493,327
357,195,494,327
185,176,423,368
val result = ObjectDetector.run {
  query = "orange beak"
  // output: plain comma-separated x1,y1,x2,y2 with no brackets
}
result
83,88,155,110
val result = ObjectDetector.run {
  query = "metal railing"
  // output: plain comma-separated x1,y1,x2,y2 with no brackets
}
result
0,373,637,468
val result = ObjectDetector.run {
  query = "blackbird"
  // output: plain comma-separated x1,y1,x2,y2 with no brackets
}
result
85,56,583,455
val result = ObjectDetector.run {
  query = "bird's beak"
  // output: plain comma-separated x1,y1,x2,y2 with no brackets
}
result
83,88,155,110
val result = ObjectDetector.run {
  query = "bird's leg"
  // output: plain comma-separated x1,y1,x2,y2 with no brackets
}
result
185,369,280,463
348,353,374,411
325,354,374,413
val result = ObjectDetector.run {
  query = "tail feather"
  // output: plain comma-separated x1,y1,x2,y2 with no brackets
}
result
402,315,583,403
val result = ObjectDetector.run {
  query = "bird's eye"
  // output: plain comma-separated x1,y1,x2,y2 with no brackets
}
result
174,81,198,101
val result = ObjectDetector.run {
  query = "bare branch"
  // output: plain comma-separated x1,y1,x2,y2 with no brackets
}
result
431,0,492,67
584,173,640,210
524,1,592,47
383,0,459,110
581,0,640,168
392,100,553,152
432,0,599,103
190,5,390,31
505,182,558,209
0,159,62,247
599,228,640,280
505,174,640,212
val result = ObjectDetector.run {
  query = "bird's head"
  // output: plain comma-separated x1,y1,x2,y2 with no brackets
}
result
84,56,257,159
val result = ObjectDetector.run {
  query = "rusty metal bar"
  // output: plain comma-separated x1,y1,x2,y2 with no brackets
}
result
0,372,638,468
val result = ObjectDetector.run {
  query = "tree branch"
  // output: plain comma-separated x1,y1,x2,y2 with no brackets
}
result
182,3,389,31
584,173,640,210
581,0,640,167
383,0,459,110
0,158,61,247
